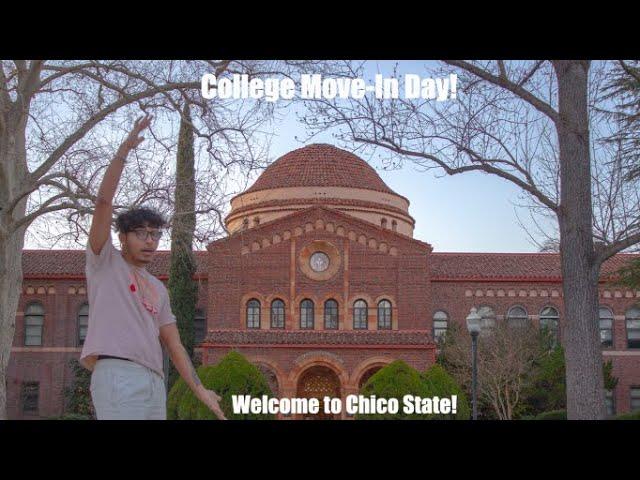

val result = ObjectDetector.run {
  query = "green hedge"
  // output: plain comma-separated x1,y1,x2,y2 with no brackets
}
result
356,361,470,420
529,409,640,420
356,360,432,420
534,410,567,420
47,413,92,420
420,364,471,420
614,410,640,420
168,351,275,420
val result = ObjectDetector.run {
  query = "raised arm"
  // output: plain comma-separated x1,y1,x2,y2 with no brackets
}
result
88,115,152,255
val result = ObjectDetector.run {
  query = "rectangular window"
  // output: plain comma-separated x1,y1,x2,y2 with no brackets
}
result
433,321,448,343
324,309,338,330
600,319,613,348
271,305,285,329
300,308,314,329
21,382,39,414
25,325,43,346
194,319,206,344
631,388,640,412
604,390,615,417
627,320,640,349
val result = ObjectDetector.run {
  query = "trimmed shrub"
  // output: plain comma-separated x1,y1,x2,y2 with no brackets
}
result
169,351,275,420
46,413,92,420
534,409,567,420
167,375,189,420
420,364,471,420
356,360,432,420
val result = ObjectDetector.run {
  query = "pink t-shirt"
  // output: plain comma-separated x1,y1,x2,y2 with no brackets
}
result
80,236,176,377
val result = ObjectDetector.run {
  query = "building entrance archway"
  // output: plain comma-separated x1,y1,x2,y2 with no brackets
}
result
296,365,341,420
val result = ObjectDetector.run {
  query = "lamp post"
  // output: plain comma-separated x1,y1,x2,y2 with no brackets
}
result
466,307,481,420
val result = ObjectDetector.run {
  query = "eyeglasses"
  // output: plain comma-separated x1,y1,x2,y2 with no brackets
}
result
132,228,163,241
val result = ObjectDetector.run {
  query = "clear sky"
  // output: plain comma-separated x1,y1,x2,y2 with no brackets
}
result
263,60,548,253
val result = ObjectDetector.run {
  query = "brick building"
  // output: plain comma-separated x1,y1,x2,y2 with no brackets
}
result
8,144,640,419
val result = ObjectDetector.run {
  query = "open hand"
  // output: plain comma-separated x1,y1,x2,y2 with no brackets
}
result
199,388,227,420
118,114,153,157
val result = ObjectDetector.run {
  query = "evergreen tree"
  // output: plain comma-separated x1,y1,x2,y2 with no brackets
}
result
62,358,95,419
167,103,198,389
520,344,619,417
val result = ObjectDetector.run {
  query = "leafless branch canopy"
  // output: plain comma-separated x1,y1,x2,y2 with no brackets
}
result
0,60,346,249
299,60,640,264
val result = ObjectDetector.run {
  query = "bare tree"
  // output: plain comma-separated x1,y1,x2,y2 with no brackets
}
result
0,59,344,419
439,323,544,420
299,60,640,419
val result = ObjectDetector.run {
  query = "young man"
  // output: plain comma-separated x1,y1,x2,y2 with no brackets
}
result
79,115,226,420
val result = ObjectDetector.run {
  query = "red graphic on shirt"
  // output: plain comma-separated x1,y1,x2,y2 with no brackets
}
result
129,270,159,315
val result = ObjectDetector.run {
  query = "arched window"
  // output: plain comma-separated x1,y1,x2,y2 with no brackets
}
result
626,307,640,349
599,307,614,348
246,299,261,329
324,299,338,330
507,306,528,328
478,306,496,331
300,299,314,329
540,306,559,343
433,310,448,343
271,299,285,329
353,299,368,330
77,303,89,346
24,303,44,346
377,300,392,330
194,309,206,344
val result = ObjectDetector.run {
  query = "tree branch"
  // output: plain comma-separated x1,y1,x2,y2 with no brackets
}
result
597,231,640,264
26,79,200,184
353,136,559,212
445,60,560,124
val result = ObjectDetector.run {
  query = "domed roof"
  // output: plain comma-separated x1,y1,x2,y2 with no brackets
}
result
243,144,397,195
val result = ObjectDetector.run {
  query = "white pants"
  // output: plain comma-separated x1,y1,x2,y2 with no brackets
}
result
90,358,166,420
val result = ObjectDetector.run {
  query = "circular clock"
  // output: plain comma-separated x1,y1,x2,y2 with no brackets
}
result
310,252,330,272
299,241,341,281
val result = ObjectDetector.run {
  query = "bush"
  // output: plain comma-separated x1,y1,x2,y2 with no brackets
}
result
167,375,190,420
63,358,95,419
534,409,567,420
169,351,275,420
420,364,471,420
614,410,640,420
46,413,92,420
356,360,432,420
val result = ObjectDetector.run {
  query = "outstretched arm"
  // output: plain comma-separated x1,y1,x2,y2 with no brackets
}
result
160,323,227,420
88,115,152,255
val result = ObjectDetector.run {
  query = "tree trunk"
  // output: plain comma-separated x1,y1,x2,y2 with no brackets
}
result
554,60,606,420
0,106,30,419
0,231,26,419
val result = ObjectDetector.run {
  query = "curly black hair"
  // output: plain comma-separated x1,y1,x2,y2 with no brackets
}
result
115,207,167,233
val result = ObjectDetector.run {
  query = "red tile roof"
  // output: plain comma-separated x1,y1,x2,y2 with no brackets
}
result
238,144,400,197
21,248,639,282
204,329,433,346
429,252,639,281
21,249,209,279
